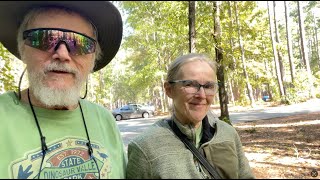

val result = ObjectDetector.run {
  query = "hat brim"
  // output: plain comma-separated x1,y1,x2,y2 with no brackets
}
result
0,1,123,72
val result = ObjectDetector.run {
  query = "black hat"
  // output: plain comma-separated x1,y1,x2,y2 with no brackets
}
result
0,1,123,72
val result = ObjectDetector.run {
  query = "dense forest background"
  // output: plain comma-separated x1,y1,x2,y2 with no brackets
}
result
1,1,319,117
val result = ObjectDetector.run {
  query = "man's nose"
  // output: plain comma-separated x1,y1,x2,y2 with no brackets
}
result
54,41,71,52
53,41,71,61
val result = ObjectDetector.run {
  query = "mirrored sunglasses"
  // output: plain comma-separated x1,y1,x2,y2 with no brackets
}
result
23,28,96,55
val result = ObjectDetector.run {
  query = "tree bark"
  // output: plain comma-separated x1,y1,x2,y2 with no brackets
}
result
273,1,286,96
189,1,196,53
284,1,295,84
312,11,320,69
234,1,256,107
267,1,286,101
213,1,230,123
297,1,315,98
227,1,236,105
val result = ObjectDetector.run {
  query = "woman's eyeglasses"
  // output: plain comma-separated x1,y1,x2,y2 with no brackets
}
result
23,28,96,55
169,80,218,96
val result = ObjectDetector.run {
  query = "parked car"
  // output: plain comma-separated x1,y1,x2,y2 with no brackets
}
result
112,104,154,121
262,95,271,102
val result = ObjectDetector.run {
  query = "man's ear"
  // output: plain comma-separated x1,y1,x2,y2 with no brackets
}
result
164,81,173,99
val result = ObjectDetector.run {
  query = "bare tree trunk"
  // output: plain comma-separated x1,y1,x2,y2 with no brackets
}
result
227,1,235,105
312,11,320,69
273,1,286,96
228,80,235,105
213,1,230,123
284,1,295,84
267,1,285,101
189,1,196,53
160,74,166,112
234,1,255,107
227,1,236,106
99,70,105,102
227,1,236,70
156,51,167,113
297,1,315,98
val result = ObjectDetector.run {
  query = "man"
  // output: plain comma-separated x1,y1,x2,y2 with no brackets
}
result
0,2,126,179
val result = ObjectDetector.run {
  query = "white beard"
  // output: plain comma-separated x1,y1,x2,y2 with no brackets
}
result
28,62,86,107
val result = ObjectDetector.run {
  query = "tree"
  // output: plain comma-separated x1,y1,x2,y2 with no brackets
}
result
284,1,295,83
213,1,230,124
267,1,286,102
273,1,286,96
188,1,196,53
234,1,256,107
297,1,315,98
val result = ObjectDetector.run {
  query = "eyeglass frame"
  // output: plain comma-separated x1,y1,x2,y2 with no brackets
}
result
168,79,219,95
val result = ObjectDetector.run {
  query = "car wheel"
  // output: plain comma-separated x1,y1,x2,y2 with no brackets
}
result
142,112,149,118
115,114,122,121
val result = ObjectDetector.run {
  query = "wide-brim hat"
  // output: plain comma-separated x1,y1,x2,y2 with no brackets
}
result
0,1,123,72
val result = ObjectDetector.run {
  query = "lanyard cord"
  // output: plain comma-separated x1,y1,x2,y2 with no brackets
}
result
27,88,100,179
27,89,48,179
79,101,101,178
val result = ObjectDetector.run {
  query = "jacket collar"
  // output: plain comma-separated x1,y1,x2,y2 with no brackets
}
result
172,114,217,145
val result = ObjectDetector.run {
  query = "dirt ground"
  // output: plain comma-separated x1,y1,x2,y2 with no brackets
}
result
234,112,320,179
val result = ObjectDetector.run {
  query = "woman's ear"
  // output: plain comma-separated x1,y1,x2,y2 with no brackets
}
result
164,81,173,99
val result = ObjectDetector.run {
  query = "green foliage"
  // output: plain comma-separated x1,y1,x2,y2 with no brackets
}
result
0,43,19,93
285,69,311,104
1,1,318,112
113,1,191,105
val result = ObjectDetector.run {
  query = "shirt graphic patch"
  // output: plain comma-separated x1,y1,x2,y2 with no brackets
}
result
11,137,111,179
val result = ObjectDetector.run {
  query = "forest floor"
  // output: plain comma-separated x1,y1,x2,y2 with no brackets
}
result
234,111,320,179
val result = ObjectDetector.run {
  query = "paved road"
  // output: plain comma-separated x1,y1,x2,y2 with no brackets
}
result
117,98,320,147
229,98,320,123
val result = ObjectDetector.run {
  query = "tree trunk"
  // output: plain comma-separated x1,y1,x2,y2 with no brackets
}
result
312,11,320,69
284,1,295,84
273,1,286,96
234,1,255,107
228,80,235,105
189,1,196,53
227,1,235,105
213,1,230,124
267,1,286,101
227,1,236,70
297,1,315,98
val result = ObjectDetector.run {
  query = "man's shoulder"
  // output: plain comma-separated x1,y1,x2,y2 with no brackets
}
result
0,91,16,103
80,99,110,112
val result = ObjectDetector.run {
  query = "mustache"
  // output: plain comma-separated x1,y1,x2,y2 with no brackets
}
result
44,62,79,76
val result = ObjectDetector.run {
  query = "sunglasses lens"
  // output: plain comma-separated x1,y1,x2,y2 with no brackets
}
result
68,33,96,55
23,28,96,55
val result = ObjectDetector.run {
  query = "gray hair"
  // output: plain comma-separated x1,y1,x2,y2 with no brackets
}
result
166,53,218,81
17,6,102,69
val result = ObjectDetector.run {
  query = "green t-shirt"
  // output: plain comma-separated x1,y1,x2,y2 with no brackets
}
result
0,91,127,179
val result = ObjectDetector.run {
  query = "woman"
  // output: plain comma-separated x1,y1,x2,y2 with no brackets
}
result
126,53,254,179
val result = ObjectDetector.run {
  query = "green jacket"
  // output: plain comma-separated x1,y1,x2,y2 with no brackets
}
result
126,114,254,179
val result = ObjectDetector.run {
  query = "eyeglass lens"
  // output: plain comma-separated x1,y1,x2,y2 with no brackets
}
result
170,80,218,95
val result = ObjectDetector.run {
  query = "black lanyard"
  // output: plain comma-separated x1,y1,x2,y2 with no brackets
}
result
167,119,222,179
27,88,100,179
